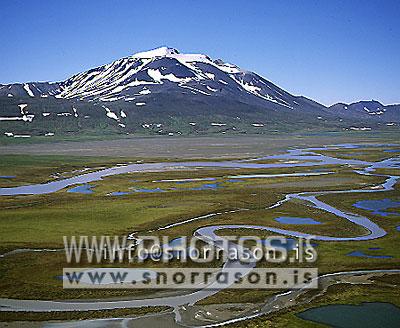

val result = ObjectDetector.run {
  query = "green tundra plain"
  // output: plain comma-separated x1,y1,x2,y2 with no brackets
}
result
0,132,399,327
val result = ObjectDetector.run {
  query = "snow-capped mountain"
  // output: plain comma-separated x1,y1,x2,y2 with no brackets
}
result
0,47,399,137
1,46,319,110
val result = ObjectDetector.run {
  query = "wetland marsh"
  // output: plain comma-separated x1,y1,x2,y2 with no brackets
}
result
0,134,399,327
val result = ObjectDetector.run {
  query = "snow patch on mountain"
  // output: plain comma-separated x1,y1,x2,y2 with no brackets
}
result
139,88,151,95
23,84,34,97
147,69,191,83
103,105,119,120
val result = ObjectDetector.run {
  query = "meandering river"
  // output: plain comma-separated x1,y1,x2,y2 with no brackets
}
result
0,144,399,327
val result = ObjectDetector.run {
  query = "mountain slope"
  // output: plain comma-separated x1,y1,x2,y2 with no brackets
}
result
0,47,399,137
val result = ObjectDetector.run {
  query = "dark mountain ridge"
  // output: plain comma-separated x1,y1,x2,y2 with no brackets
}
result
0,47,398,137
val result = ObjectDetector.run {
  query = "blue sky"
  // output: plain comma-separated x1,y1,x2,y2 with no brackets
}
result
1,0,399,106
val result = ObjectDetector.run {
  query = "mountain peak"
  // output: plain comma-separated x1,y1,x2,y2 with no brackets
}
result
131,46,180,58
130,46,214,65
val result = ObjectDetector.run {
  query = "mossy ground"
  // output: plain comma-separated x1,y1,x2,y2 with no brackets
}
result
0,140,399,324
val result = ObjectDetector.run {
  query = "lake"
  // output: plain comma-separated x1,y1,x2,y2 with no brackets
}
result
297,302,400,328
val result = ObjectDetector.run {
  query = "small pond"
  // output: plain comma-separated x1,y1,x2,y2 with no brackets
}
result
353,198,400,216
109,191,131,196
274,217,322,225
297,302,400,328
346,250,393,259
67,184,94,194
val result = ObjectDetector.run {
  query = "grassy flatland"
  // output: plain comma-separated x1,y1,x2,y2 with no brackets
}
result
1,132,399,158
0,163,385,249
0,306,170,322
0,136,399,324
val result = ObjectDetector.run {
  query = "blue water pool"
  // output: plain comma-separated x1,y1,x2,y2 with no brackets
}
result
133,188,165,193
67,184,94,194
188,183,221,191
109,191,131,196
353,198,400,216
347,251,393,259
274,217,322,225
